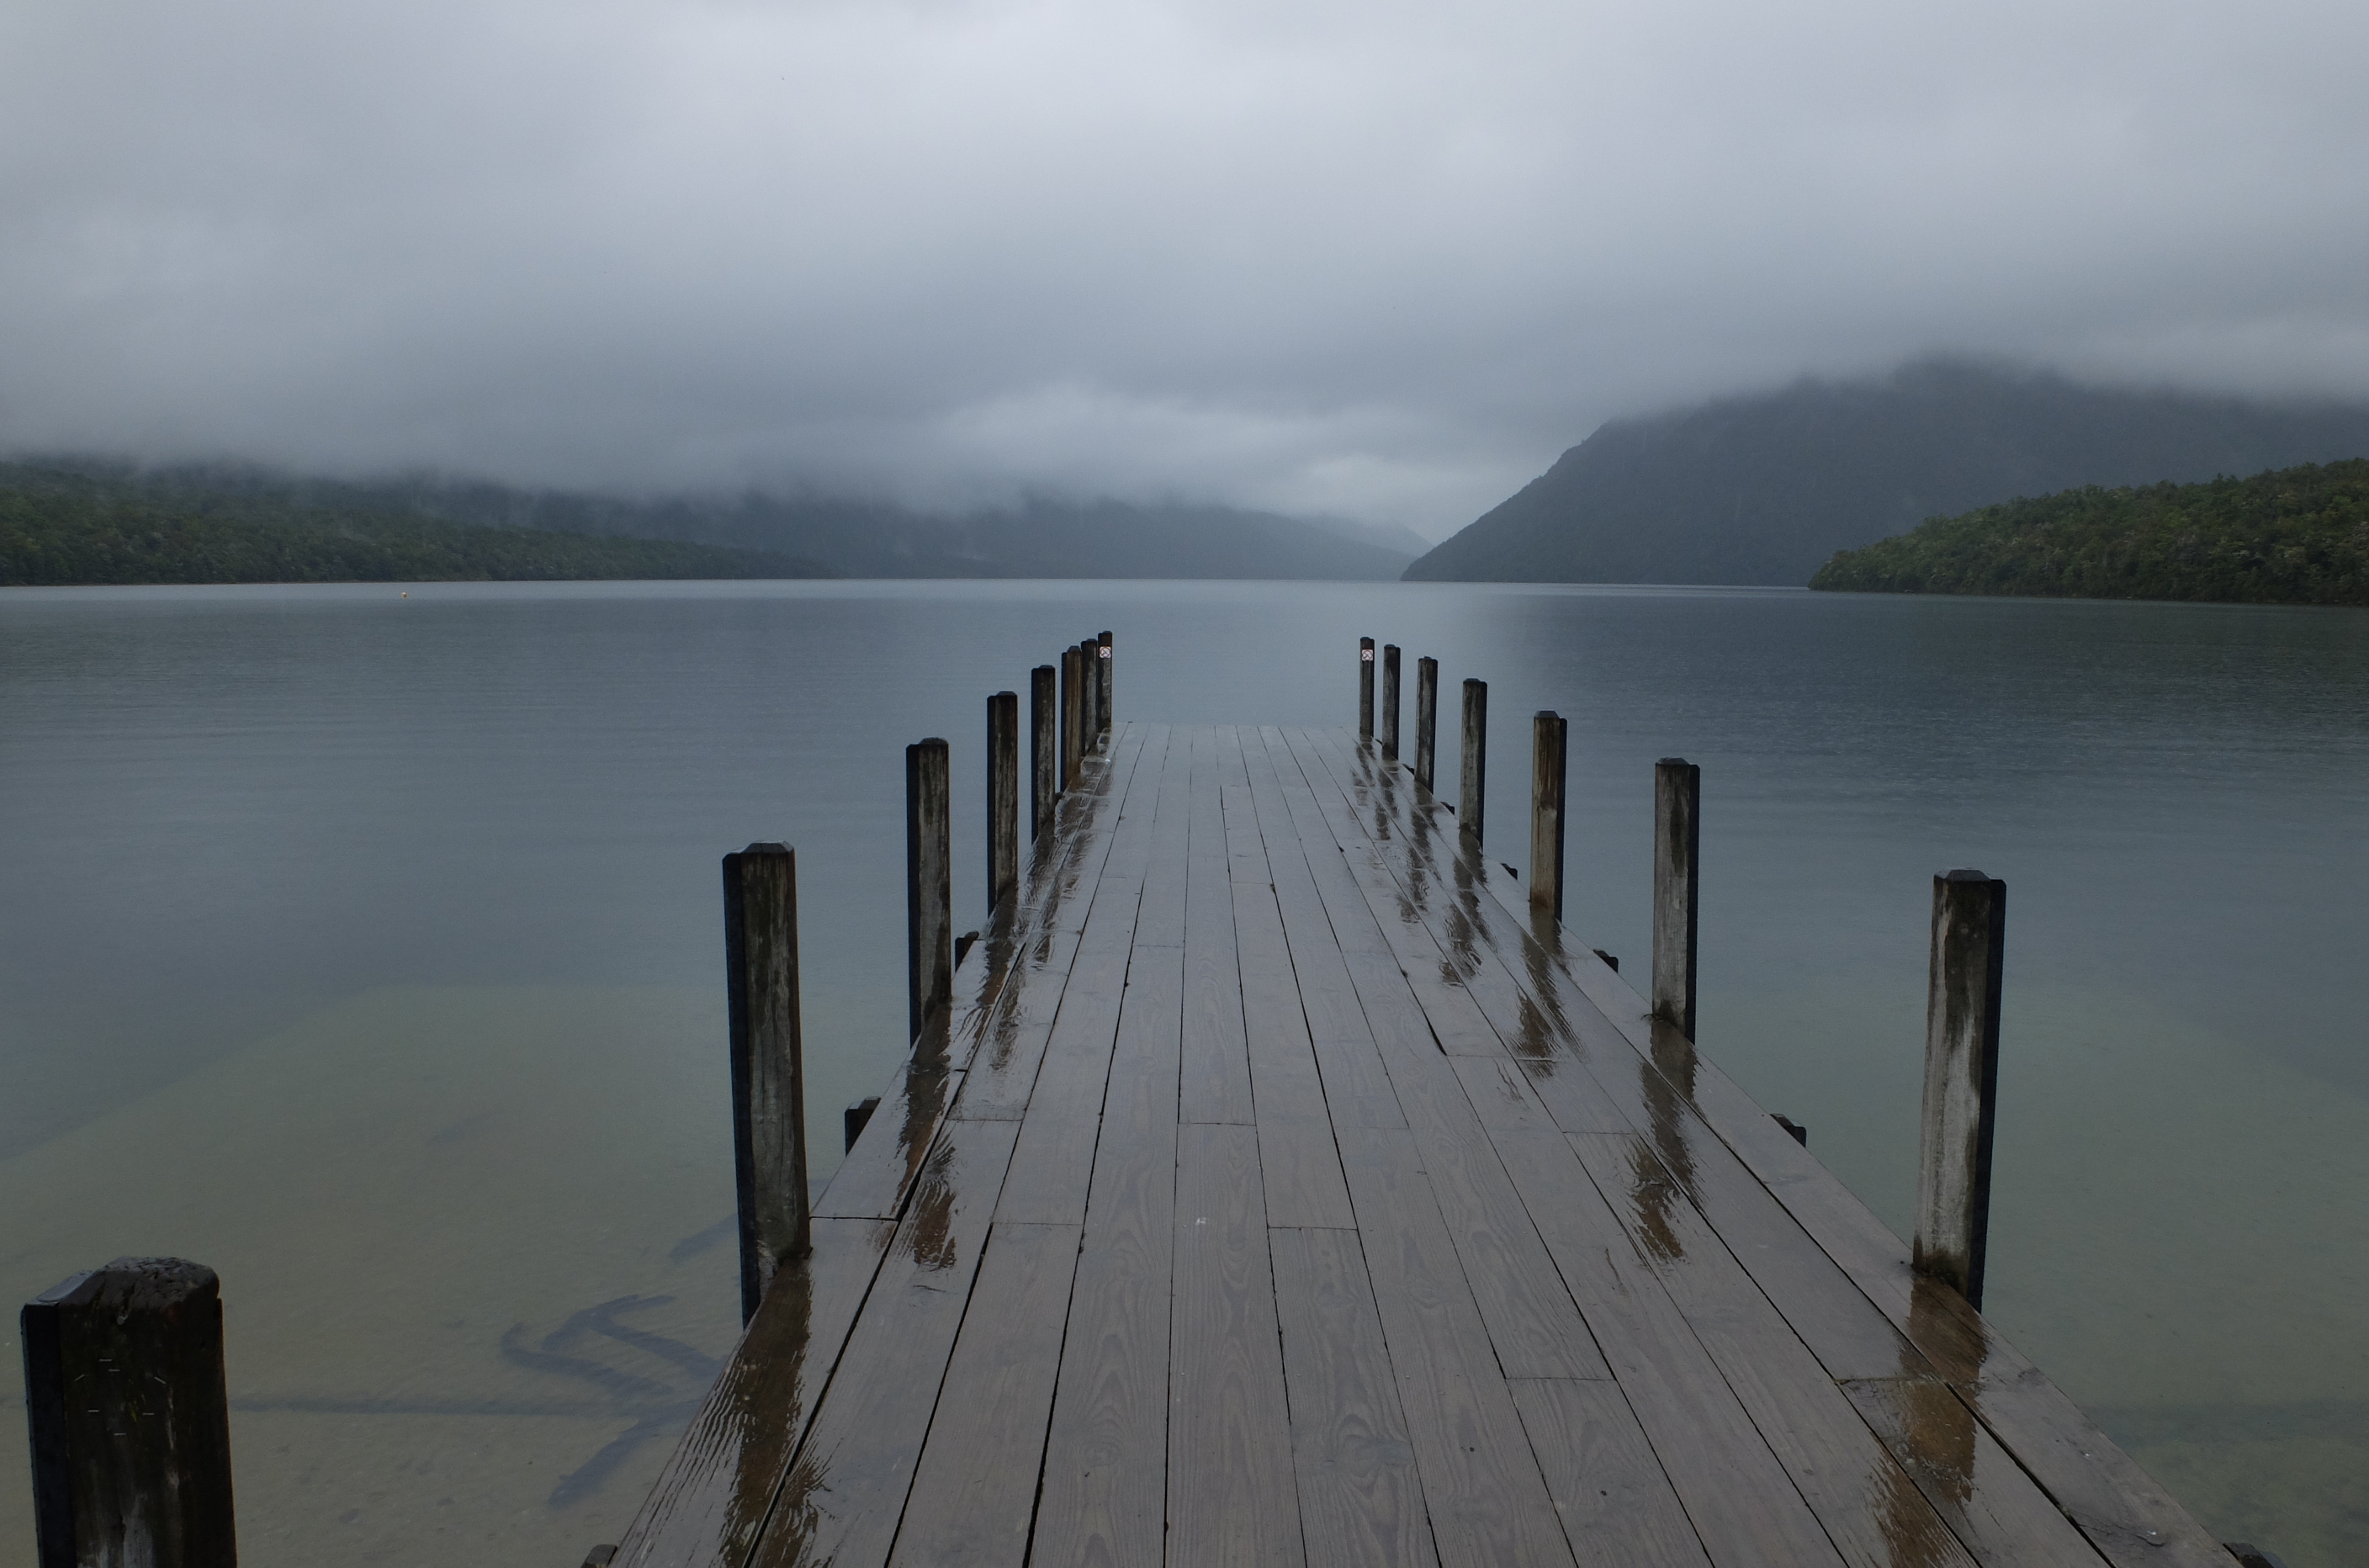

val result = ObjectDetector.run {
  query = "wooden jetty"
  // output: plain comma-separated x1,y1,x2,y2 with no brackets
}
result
607,698,2240,1566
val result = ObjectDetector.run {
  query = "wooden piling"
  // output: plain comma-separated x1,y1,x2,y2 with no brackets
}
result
1459,677,1487,844
907,740,954,1046
1914,869,2006,1310
1529,711,1566,918
1651,758,1700,1038
1381,644,1402,761
1078,640,1100,746
1060,647,1084,790
987,691,1019,911
22,1258,237,1568
723,844,813,1322
1031,664,1057,834
1414,656,1439,792
1097,630,1113,737
1358,637,1375,739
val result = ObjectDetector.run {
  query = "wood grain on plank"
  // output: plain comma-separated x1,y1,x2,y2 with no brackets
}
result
888,1222,1084,1568
1031,944,1184,1568
1182,731,1255,1124
1487,1127,1846,1568
1566,1131,1978,1568
993,732,1168,1224
1169,1122,1304,1568
745,1118,1020,1568
1841,1377,2112,1566
1270,1226,1439,1568
613,1216,894,1568
1506,1378,1712,1568
1235,877,1357,1228
1383,1047,1609,1381
812,1057,963,1221
1333,1125,1575,1568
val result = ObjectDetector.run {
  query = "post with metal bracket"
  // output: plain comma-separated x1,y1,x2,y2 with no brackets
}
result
1459,678,1487,845
1651,758,1700,1039
1529,711,1566,918
723,843,813,1322
1097,630,1113,737
1914,870,2006,1310
1358,637,1375,739
1414,656,1439,792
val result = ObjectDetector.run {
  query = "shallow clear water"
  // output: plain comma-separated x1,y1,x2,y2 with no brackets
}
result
2,580,2362,1564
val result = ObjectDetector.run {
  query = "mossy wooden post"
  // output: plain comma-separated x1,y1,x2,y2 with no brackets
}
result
723,844,811,1323
1357,638,1375,740
1097,630,1113,738
1459,677,1487,845
22,1258,237,1568
907,740,953,1045
1031,664,1057,834
1060,647,1084,791
987,691,1019,911
1414,656,1439,792
1915,870,2006,1310
1651,758,1701,1038
1381,644,1402,761
1529,711,1566,918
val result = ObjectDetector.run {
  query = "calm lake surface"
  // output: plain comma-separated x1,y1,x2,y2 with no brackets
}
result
3,580,2364,1565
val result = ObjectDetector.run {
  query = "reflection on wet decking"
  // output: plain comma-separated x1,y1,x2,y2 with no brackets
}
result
614,725,2229,1568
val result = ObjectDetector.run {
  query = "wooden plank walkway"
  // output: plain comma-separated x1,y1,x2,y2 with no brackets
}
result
613,724,2231,1568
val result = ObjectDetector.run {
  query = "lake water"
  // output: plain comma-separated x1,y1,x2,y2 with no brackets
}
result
2,580,2363,1565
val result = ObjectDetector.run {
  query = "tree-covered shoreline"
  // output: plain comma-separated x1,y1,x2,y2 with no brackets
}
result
1809,458,2369,605
0,462,830,585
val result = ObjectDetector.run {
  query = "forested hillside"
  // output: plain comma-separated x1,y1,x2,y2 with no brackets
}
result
1809,459,2369,604
0,463,825,585
4,458,1414,581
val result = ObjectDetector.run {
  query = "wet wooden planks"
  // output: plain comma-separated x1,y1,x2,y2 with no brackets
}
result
617,723,2223,1568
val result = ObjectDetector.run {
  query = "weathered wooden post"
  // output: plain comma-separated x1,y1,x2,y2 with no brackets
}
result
1078,639,1100,746
1458,678,1487,844
907,739,953,1045
1097,630,1114,737
1914,870,2006,1310
1358,637,1375,740
1414,656,1439,792
1529,711,1566,918
1060,646,1084,790
988,691,1019,910
723,844,812,1323
1651,759,1701,1038
1381,644,1402,761
22,1258,238,1568
1031,664,1057,832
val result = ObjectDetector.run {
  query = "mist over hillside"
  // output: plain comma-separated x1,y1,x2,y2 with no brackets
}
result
1402,362,2369,586
8,460,1416,582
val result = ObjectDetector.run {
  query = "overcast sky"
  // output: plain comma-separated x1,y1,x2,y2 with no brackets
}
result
5,0,2367,537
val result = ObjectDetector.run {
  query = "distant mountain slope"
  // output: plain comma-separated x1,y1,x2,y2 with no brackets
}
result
0,462,825,585
1402,361,2369,586
25,461,1415,581
1810,459,2369,605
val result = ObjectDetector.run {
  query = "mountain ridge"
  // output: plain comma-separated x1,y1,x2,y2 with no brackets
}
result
1402,361,2369,586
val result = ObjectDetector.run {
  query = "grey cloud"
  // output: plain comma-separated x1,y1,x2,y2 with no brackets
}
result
5,0,2367,538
